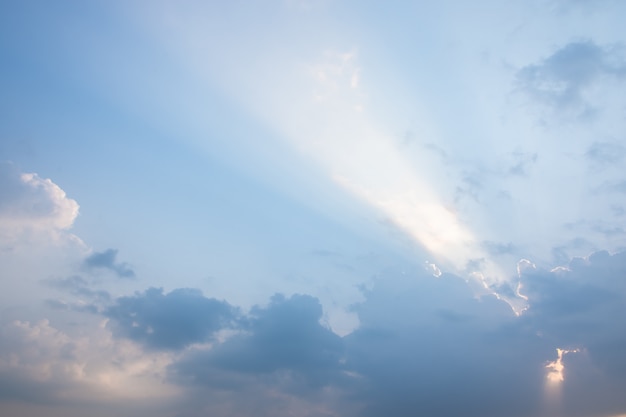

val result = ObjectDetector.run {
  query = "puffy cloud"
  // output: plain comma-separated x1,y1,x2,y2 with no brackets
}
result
105,288,237,350
342,271,548,417
520,251,626,371
93,253,626,417
0,317,178,410
0,161,79,245
0,163,87,309
171,294,344,386
84,249,135,278
513,251,626,417
168,293,352,417
0,319,80,403
4,251,626,417
341,252,626,417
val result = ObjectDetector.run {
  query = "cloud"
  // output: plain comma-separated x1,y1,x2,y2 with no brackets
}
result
42,275,111,304
606,180,626,194
105,287,237,350
97,252,625,417
516,250,626,416
343,270,548,417
84,249,135,278
482,240,517,256
0,319,80,403
508,151,538,176
5,251,626,417
516,40,626,117
0,161,79,246
337,254,626,417
171,294,344,386
586,141,626,168
168,293,352,417
0,317,180,413
162,274,540,417
520,251,626,366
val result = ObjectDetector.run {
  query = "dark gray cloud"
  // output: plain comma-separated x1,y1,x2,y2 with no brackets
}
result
84,249,135,278
516,40,626,116
105,287,237,350
171,294,345,388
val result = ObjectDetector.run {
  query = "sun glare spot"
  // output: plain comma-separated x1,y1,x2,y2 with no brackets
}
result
546,348,579,384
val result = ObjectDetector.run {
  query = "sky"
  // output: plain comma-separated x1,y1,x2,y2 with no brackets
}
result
1,0,626,416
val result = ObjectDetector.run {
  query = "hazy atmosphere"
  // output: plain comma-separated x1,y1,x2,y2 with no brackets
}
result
2,1,626,416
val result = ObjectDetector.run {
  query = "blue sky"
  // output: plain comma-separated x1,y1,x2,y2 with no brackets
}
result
2,1,626,416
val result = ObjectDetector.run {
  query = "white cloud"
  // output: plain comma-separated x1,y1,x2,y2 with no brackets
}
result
0,317,180,406
0,162,80,246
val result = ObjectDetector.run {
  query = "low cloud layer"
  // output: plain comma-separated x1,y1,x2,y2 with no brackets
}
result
3,250,626,416
166,251,626,416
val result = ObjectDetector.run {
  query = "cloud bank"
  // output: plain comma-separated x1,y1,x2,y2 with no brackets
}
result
6,250,626,416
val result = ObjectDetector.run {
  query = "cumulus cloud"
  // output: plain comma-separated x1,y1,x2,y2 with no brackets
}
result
169,255,626,417
342,271,547,417
337,256,626,417
5,252,626,417
105,288,238,350
516,40,626,117
0,161,79,245
168,293,352,417
171,294,345,387
513,251,626,416
0,319,81,403
0,317,180,414
520,251,626,368
84,249,135,278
